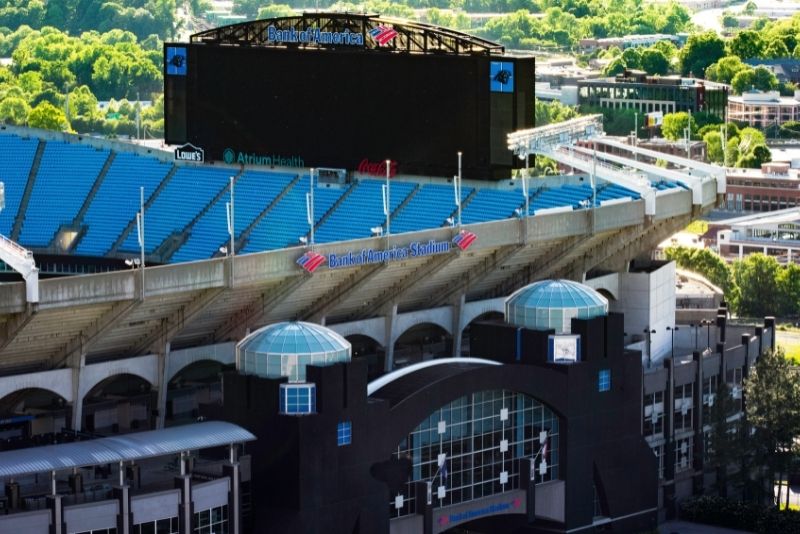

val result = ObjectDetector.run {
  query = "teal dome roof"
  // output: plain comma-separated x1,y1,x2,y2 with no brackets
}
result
505,279,608,334
237,321,351,382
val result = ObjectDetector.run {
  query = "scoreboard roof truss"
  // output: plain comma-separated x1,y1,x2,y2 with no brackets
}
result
190,12,505,56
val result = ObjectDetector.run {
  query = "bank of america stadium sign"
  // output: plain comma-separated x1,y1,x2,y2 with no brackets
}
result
297,231,477,273
266,26,365,46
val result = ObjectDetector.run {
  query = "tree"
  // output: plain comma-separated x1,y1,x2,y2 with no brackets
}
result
729,30,765,60
603,57,627,76
732,254,781,317
745,347,800,508
0,95,29,125
680,31,726,77
725,137,740,167
661,111,695,141
764,38,789,59
640,48,669,75
780,120,800,139
256,4,296,19
722,12,738,29
707,381,747,498
705,56,748,84
777,262,800,316
704,130,724,164
621,47,642,70
663,246,737,302
27,100,67,131
731,66,779,95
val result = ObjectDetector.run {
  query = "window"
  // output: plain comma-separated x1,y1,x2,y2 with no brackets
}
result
598,370,611,392
673,383,693,433
651,443,664,480
337,421,352,446
702,375,718,423
674,436,693,474
726,367,744,412
643,391,664,438
279,383,316,415
133,518,178,534
194,505,228,534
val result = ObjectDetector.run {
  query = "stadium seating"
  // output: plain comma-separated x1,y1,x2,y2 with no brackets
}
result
171,171,296,262
461,188,527,224
596,182,641,202
315,179,416,243
0,134,38,236
243,177,347,253
20,142,109,246
76,153,171,256
391,183,473,234
119,166,231,254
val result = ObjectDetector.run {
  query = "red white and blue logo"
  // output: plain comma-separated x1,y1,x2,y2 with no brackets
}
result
452,230,477,251
369,26,398,46
297,251,326,273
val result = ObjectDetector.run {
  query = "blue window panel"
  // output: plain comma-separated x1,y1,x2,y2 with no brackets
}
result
490,61,514,93
279,383,316,415
337,421,352,446
598,369,611,392
166,47,187,76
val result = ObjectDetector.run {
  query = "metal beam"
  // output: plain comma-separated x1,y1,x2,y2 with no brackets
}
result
427,244,525,309
53,299,140,368
211,276,309,343
347,251,460,321
0,304,36,353
299,263,386,322
128,287,226,357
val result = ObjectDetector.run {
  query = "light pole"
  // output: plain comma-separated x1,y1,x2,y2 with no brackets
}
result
384,160,391,237
227,175,235,286
666,326,679,359
690,323,698,352
644,328,656,368
306,168,315,248
457,152,463,228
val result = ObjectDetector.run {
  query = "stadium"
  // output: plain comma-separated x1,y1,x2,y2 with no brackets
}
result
0,13,775,534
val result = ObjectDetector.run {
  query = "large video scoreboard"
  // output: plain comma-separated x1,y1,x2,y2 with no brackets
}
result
165,14,534,180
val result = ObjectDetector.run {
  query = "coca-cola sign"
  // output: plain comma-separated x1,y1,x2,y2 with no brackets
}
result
358,158,398,178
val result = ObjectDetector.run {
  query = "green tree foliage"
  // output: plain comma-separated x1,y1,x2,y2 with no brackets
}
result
0,0,176,41
728,29,765,60
745,347,800,509
705,56,748,85
661,111,695,141
777,263,800,318
764,38,789,59
707,381,747,498
534,98,578,127
0,95,29,125
27,100,68,131
780,121,800,139
733,254,781,317
256,4,297,19
704,130,724,164
664,246,738,304
639,48,670,75
579,104,637,136
731,66,779,95
721,12,738,29
603,57,627,76
680,31,726,77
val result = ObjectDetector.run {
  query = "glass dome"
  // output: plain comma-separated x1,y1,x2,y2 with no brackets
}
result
237,321,351,382
505,279,608,334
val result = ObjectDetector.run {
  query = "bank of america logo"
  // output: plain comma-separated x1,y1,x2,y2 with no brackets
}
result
369,26,398,45
452,230,477,251
297,251,326,273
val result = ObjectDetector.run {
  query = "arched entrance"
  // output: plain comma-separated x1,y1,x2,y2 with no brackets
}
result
393,323,453,369
345,334,384,380
166,360,232,425
82,374,152,434
0,388,70,446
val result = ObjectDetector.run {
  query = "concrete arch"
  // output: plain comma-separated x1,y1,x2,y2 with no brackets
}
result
78,354,159,403
461,298,505,331
393,307,453,343
0,369,74,404
166,342,235,384
329,317,386,348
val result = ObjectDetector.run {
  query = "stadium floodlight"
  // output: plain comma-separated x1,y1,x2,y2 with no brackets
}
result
371,226,383,236
446,217,455,227
219,246,228,255
299,236,308,245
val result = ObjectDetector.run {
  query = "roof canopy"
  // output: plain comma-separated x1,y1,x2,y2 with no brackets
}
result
0,421,255,478
191,12,505,56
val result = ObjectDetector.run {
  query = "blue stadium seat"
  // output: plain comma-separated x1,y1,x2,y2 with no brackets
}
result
461,188,527,224
391,183,472,234
119,166,231,254
20,142,109,247
0,134,38,236
315,179,415,243
171,171,297,262
76,153,171,256
242,176,346,253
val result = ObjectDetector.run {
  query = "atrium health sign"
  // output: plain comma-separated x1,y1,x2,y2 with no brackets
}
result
297,231,477,273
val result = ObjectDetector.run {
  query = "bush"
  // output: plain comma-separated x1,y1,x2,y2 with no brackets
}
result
681,496,800,533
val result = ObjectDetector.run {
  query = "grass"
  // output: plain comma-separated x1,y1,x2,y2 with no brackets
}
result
685,220,709,235
776,330,800,365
